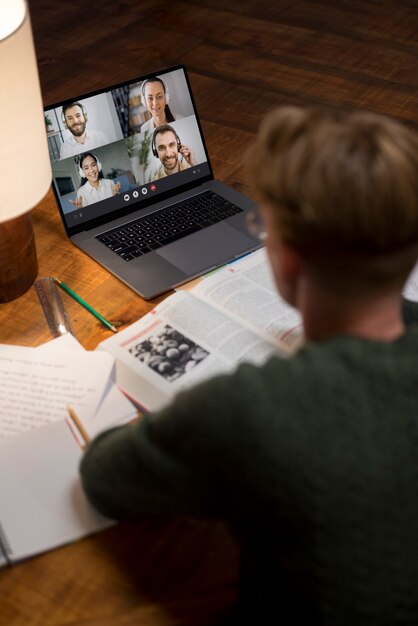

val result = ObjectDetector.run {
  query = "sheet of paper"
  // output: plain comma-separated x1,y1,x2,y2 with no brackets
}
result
36,333,84,353
85,383,138,438
0,420,113,564
0,333,82,354
0,347,114,439
0,334,136,439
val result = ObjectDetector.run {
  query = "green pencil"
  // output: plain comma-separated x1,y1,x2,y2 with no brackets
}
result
53,277,117,333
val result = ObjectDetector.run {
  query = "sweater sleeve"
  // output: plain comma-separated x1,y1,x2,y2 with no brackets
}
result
79,367,258,521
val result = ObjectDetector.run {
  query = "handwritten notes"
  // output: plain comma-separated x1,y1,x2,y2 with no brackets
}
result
0,347,114,439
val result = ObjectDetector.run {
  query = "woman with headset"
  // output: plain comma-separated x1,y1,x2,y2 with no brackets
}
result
140,77,183,133
71,152,121,208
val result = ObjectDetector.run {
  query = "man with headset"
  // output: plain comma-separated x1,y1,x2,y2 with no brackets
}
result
150,124,196,181
59,101,109,159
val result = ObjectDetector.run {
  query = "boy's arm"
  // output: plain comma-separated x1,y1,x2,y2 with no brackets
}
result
79,372,244,521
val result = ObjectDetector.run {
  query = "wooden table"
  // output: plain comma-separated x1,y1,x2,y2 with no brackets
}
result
1,0,417,623
0,184,240,626
0,193,240,626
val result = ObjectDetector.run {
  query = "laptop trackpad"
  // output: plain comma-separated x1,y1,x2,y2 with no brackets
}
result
157,223,255,274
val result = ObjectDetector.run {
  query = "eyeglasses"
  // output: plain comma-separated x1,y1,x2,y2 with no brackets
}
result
246,208,267,242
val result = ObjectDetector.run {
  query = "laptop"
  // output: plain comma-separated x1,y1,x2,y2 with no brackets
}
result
45,65,261,299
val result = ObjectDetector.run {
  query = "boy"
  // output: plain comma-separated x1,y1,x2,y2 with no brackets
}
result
81,107,418,625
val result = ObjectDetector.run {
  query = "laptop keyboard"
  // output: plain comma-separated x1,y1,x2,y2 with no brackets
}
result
96,190,243,262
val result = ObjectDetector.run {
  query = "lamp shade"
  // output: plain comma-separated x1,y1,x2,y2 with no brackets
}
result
0,0,51,222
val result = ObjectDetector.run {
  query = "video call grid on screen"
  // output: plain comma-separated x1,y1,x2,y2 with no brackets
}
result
45,66,212,230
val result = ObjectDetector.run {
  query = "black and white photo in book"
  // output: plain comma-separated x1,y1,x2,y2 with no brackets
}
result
128,324,209,382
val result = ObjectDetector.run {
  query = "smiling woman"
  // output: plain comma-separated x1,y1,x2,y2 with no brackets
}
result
140,76,183,132
71,152,121,208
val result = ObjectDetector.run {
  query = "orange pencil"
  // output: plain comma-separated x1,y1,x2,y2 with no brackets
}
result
67,405,90,446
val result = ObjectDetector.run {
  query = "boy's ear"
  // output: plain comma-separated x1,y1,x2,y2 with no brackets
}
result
279,239,302,282
267,234,303,308
259,204,303,307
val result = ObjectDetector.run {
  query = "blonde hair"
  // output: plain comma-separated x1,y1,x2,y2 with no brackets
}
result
248,106,418,291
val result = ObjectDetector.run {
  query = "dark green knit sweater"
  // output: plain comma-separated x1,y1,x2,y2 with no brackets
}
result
81,300,418,625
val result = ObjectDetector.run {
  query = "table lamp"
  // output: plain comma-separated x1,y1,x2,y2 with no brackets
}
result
0,0,52,303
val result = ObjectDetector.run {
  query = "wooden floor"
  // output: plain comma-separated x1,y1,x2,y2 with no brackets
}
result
2,1,418,624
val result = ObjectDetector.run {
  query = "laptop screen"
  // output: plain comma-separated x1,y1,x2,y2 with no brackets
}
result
45,66,212,233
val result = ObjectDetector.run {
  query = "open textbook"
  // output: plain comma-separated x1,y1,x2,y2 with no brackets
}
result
99,248,303,412
0,334,136,567
99,247,418,414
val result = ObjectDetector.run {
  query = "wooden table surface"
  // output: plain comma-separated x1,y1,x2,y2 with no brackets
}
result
1,0,417,624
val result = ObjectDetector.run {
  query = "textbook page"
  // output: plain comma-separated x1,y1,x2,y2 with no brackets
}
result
0,420,113,565
404,262,418,302
99,290,282,412
0,347,114,439
188,248,303,353
37,333,137,437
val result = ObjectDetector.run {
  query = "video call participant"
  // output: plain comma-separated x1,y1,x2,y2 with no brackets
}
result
150,124,196,181
80,107,418,625
60,101,109,159
140,77,183,133
71,152,121,208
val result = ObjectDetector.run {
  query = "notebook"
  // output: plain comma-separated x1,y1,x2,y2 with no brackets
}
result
45,65,261,299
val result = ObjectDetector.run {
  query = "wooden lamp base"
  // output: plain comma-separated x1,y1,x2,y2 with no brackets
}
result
0,213,38,303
